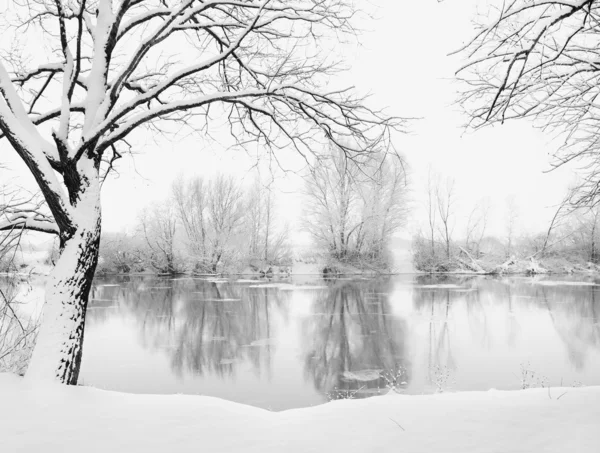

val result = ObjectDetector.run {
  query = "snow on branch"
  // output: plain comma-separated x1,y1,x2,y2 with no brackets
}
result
0,214,59,236
0,0,402,239
457,0,600,204
0,190,59,235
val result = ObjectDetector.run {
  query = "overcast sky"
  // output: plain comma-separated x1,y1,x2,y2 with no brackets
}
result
0,0,578,245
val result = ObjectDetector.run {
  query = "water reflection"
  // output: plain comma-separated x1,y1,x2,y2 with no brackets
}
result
302,279,408,399
90,278,287,379
76,275,600,410
412,276,600,391
535,284,600,370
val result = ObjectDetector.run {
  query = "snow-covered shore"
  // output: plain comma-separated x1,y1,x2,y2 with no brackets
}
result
1,374,598,453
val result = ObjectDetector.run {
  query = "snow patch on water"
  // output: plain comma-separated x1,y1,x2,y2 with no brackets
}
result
341,370,382,382
248,283,327,290
200,298,241,302
414,284,464,289
249,338,276,347
532,281,598,287
219,359,237,365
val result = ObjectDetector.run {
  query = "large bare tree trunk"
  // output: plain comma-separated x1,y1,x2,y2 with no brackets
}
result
26,164,101,384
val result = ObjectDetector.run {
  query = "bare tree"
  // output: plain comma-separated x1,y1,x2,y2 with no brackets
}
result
425,167,438,258
360,154,408,258
264,189,272,263
538,189,574,256
139,203,181,274
0,1,400,383
172,177,208,269
303,147,363,258
575,206,600,263
206,175,245,272
457,0,600,205
246,178,272,262
587,208,599,263
98,231,144,273
505,196,520,259
464,198,490,258
1,185,55,271
436,177,455,261
0,280,39,375
172,174,283,271
245,178,289,264
304,147,407,262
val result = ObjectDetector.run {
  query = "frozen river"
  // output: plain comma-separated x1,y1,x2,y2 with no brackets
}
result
77,274,600,410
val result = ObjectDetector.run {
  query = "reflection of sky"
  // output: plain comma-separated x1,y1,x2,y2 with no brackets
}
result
82,311,322,411
74,276,600,410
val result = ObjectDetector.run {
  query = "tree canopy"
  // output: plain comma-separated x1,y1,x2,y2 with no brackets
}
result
457,0,600,204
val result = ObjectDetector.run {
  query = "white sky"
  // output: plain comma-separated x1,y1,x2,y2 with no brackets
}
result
0,0,579,244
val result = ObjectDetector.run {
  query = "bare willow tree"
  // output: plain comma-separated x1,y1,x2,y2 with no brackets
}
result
245,178,289,264
172,176,208,269
206,175,245,272
304,147,362,258
456,0,600,204
0,1,400,384
360,154,407,258
304,147,407,261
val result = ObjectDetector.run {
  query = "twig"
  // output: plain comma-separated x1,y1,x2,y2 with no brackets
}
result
0,288,24,332
389,418,405,431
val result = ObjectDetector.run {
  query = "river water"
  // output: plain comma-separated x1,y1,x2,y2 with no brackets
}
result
76,274,600,410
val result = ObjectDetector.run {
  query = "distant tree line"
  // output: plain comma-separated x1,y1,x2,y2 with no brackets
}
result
94,146,409,275
96,175,291,275
413,176,600,273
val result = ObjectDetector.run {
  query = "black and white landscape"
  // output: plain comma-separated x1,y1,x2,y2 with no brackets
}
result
1,1,599,452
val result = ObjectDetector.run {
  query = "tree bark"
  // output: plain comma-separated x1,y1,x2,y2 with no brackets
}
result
26,160,101,385
26,220,101,384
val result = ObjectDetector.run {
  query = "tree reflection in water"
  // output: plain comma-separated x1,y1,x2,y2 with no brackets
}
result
412,275,600,386
90,277,288,378
535,284,600,370
302,279,409,400
85,275,600,407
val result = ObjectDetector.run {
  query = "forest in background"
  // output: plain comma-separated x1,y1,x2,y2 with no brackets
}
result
2,148,407,276
413,172,600,274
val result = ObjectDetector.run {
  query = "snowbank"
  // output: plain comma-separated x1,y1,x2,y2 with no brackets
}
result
0,374,598,452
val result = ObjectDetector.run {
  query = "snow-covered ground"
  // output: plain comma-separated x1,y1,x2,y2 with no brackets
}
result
1,373,598,452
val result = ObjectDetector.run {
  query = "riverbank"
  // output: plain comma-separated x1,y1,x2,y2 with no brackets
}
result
0,373,598,452
415,251,600,276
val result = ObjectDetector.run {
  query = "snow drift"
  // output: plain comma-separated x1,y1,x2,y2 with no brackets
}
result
0,373,598,453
